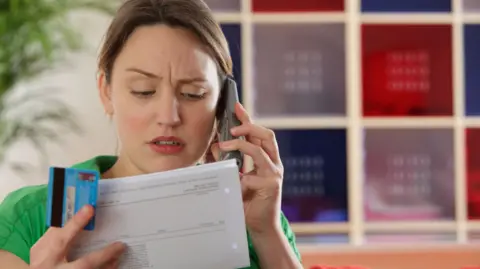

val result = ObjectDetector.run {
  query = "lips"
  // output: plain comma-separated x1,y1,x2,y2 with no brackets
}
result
148,136,185,154
151,140,182,146
150,136,185,145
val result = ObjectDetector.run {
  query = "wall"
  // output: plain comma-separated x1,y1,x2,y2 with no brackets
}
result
0,11,116,201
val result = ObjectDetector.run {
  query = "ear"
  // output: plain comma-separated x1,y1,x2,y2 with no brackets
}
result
209,142,220,162
98,71,114,116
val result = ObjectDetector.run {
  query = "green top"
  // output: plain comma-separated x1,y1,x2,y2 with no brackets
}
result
0,155,301,268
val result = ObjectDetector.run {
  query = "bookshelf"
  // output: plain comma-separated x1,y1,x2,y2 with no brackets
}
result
205,0,480,247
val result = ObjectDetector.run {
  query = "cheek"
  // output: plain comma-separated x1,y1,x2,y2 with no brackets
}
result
123,112,149,133
192,111,214,131
186,106,216,140
113,94,151,137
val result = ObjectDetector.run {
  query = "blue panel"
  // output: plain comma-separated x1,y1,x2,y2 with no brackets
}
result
221,23,243,103
465,25,480,116
361,0,451,12
275,129,348,223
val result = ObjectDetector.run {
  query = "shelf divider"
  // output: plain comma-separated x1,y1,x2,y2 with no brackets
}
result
346,0,365,246
453,0,468,243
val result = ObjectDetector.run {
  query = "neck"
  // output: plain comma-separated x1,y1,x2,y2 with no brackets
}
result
102,153,204,179
102,154,143,179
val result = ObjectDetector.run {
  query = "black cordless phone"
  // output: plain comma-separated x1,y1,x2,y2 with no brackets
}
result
216,76,244,169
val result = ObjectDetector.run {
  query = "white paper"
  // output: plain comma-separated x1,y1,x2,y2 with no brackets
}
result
70,159,250,269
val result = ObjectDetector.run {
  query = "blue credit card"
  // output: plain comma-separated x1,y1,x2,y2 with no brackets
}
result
46,167,99,230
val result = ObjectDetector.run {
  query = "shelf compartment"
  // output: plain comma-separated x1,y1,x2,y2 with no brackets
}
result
463,0,480,12
363,128,455,221
362,24,453,117
466,128,480,220
203,0,240,12
252,0,344,12
276,129,348,223
464,25,480,116
362,117,454,128
253,23,346,117
220,23,243,103
361,0,452,12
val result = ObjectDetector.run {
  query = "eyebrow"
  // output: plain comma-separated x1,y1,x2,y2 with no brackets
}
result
126,67,159,78
125,67,208,85
178,77,208,85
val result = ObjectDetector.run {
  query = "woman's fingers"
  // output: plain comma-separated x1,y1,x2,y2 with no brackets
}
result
31,205,124,268
61,205,95,248
73,241,126,269
102,257,121,269
36,205,94,259
232,103,281,165
230,124,280,165
219,138,274,174
234,102,252,124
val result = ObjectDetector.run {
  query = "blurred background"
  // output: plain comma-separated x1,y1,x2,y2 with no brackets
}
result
1,0,480,268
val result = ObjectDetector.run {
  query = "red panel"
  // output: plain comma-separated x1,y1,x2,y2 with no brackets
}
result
362,24,453,117
466,129,480,220
252,0,344,12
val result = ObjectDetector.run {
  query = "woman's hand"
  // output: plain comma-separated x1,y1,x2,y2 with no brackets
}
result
212,103,283,235
30,205,126,269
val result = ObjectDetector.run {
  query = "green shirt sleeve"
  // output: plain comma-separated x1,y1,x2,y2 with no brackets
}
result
279,212,302,262
244,212,302,269
0,185,48,264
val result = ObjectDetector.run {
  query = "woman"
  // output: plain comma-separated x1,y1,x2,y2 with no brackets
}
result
0,0,303,268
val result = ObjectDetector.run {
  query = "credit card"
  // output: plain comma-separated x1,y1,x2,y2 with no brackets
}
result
46,167,99,230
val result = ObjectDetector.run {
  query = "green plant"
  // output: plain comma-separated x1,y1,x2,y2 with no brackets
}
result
0,0,118,172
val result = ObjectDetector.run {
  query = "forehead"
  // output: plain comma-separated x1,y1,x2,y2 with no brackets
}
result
114,24,218,78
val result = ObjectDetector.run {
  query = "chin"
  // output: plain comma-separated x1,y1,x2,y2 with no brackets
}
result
146,157,197,173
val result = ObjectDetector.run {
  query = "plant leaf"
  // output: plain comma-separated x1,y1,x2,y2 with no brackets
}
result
0,0,117,175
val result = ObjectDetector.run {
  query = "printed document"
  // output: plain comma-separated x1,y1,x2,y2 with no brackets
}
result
69,159,250,269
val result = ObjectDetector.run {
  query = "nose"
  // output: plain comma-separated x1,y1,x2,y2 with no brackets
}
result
155,90,181,126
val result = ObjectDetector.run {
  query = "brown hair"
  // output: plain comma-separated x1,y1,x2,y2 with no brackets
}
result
98,0,233,83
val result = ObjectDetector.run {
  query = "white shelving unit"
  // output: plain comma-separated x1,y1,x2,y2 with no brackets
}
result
206,0,480,248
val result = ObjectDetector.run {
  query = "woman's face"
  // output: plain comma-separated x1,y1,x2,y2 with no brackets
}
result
99,24,221,174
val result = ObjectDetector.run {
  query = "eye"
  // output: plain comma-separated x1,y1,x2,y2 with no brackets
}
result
181,92,207,100
131,90,155,98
